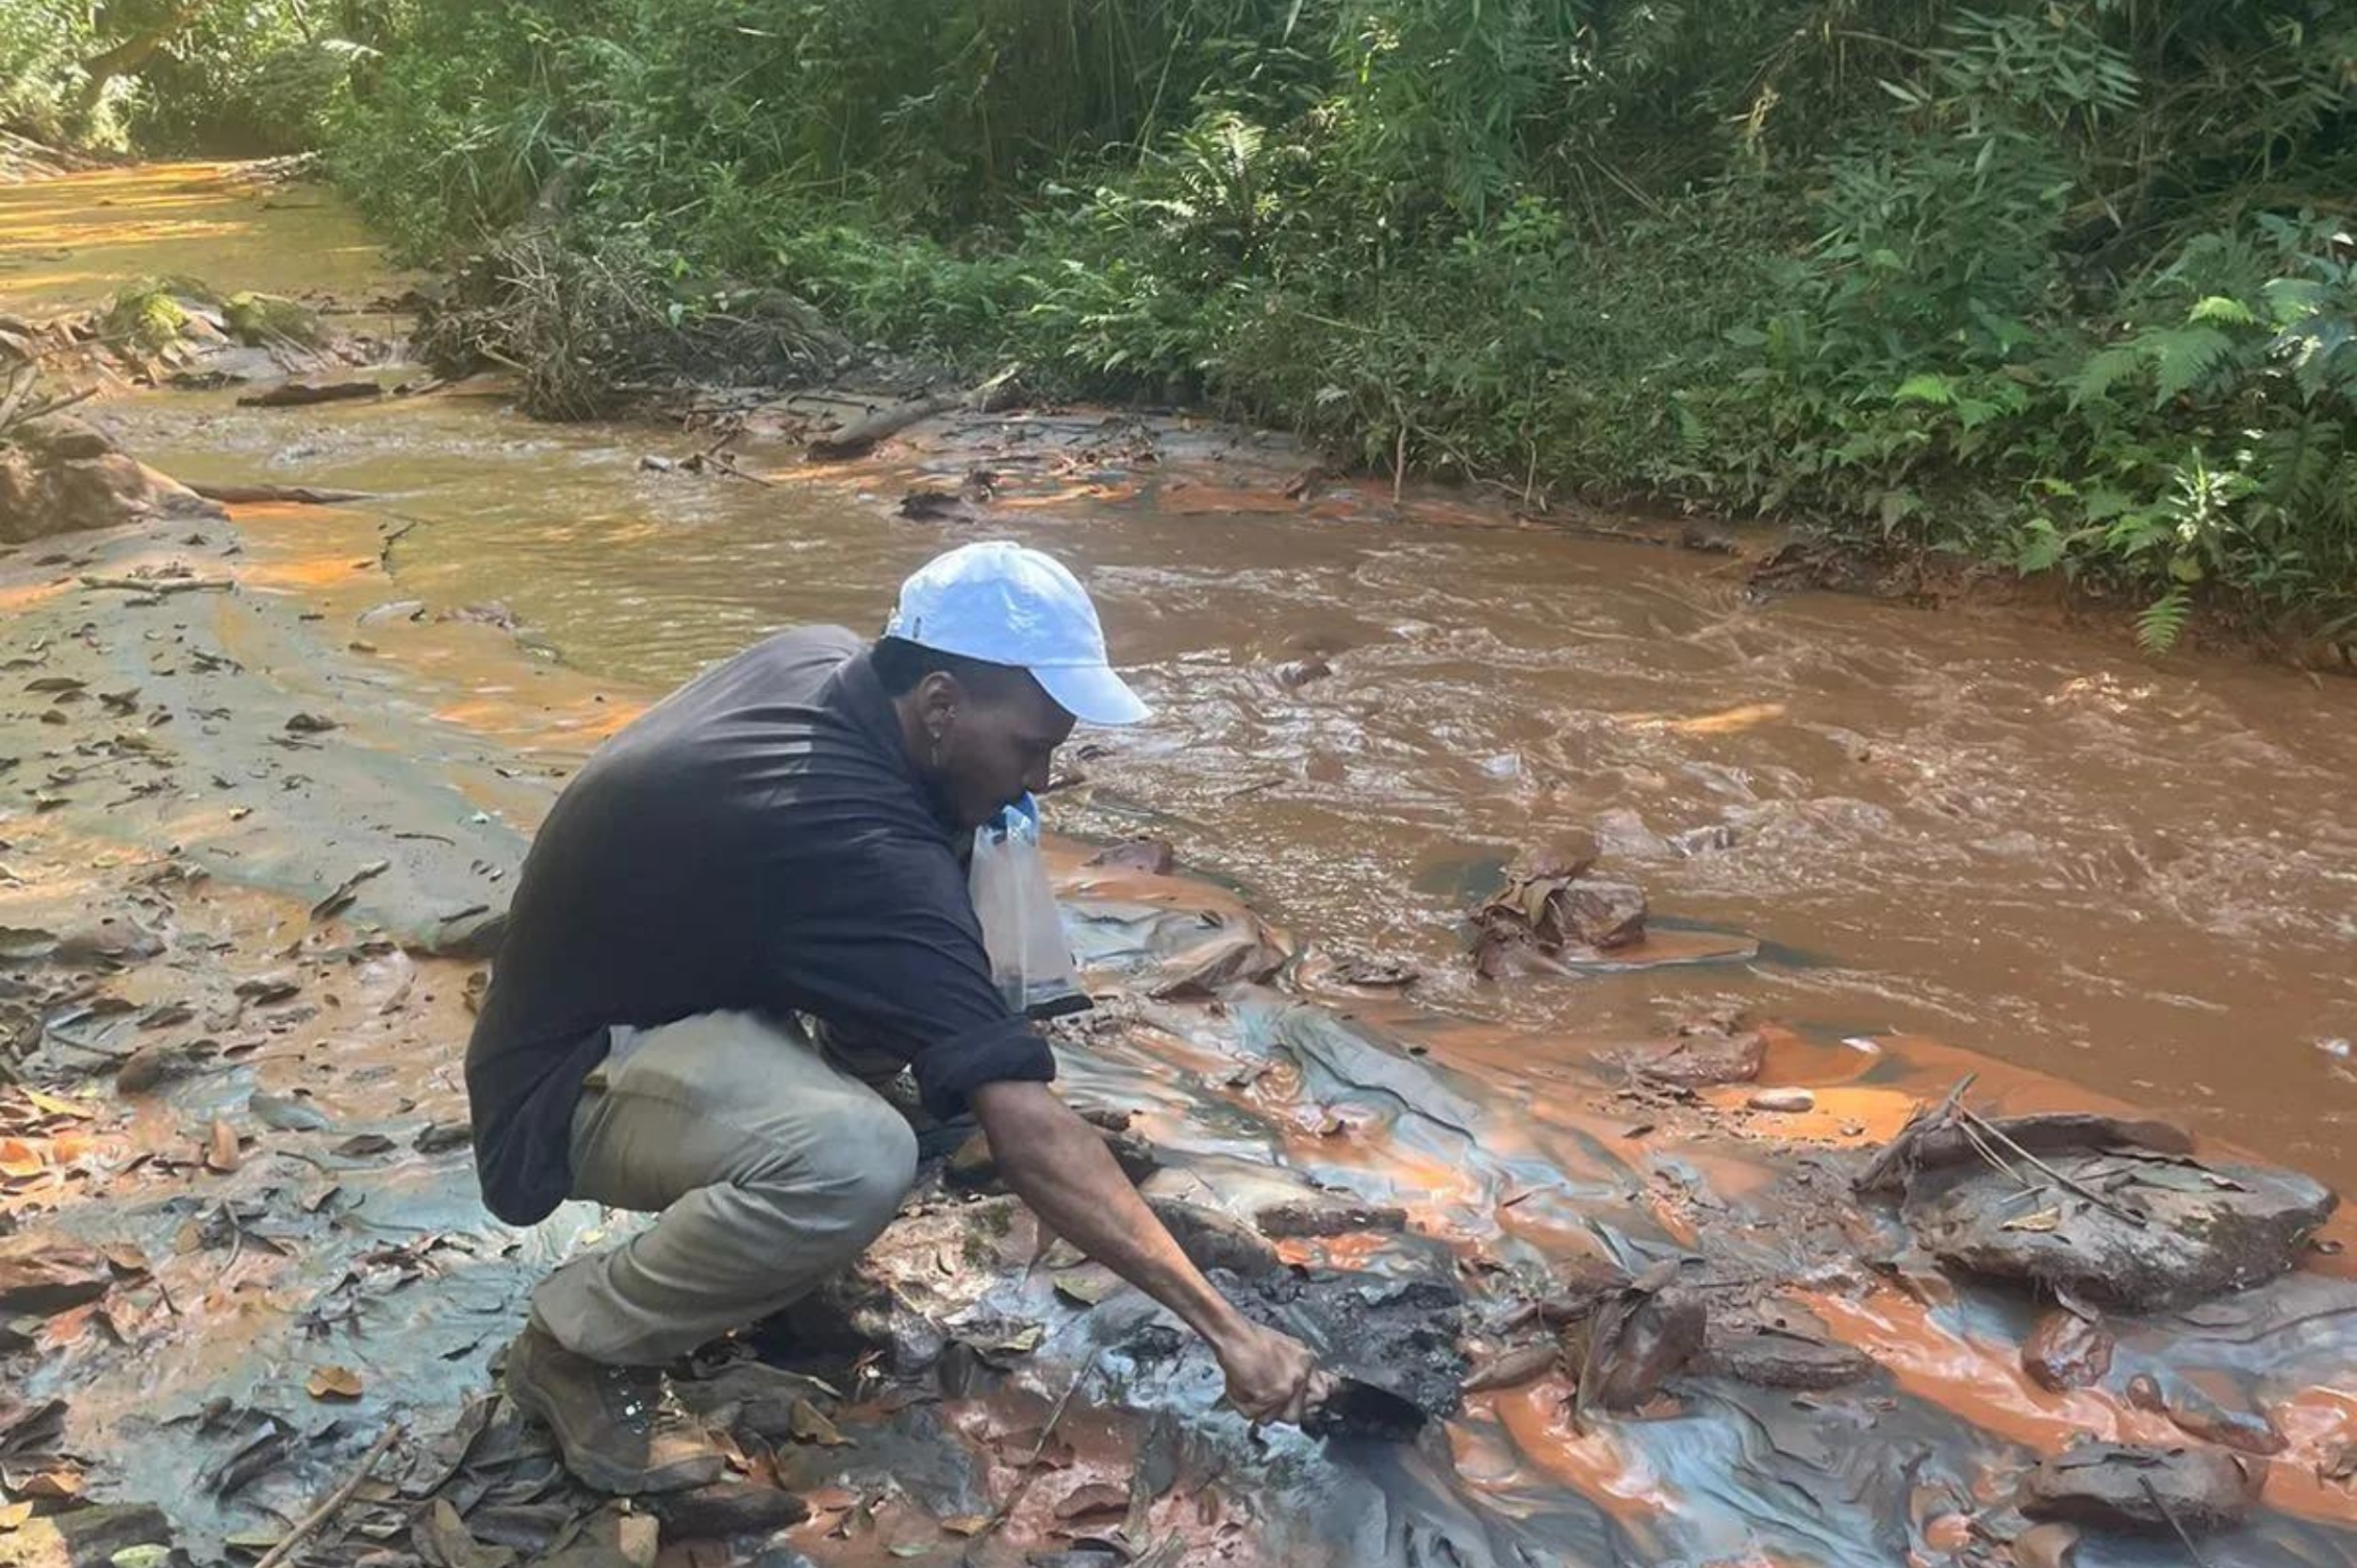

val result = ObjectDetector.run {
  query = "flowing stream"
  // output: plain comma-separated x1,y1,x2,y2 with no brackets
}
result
6,161,2357,1567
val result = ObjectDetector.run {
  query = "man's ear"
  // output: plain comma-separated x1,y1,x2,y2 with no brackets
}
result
915,670,963,736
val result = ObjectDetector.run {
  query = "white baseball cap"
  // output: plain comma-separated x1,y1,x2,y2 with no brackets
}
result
884,541,1151,726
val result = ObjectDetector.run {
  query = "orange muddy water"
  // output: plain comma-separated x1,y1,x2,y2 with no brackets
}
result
8,164,2357,1566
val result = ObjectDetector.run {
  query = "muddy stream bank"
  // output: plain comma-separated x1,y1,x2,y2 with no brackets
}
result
3,164,2355,1568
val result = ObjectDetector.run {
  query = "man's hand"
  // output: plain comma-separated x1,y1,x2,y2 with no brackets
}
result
970,1081,1330,1428
1212,1318,1330,1425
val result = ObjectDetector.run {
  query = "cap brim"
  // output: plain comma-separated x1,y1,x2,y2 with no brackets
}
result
1032,661,1152,726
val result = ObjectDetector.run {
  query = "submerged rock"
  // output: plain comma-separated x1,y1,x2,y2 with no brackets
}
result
1639,1014,1765,1087
2021,1309,2113,1392
2019,1442,2258,1535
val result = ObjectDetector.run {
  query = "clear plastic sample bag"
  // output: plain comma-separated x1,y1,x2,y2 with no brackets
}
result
968,793,1088,1018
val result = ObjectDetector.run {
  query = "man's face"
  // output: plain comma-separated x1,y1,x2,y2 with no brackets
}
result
930,673,1075,832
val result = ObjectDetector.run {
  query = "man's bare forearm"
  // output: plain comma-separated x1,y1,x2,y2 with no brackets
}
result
969,1081,1249,1349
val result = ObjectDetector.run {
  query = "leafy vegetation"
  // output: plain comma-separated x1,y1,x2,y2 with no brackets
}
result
19,0,2357,644
3,2,393,151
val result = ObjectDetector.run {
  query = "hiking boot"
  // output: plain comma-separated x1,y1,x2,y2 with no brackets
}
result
503,1319,727,1494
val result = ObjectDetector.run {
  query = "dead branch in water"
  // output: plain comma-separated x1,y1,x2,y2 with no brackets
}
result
186,482,375,505
805,365,1021,461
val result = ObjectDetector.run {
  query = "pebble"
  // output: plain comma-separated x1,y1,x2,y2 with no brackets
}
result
1748,1087,1816,1113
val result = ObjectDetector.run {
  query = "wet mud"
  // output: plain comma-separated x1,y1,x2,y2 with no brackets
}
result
3,164,2357,1568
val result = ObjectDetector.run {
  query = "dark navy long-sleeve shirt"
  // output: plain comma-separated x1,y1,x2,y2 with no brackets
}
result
465,625,1051,1225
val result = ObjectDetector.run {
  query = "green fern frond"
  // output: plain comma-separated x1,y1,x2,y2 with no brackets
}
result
2068,345,2139,408
2136,588,2192,653
2187,295,2258,326
2145,325,2238,405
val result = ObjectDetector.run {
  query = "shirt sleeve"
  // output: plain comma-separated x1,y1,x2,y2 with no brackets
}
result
767,821,1056,1118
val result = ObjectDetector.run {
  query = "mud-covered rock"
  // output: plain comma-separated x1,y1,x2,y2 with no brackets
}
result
1854,1110,2192,1198
1147,917,1288,999
1556,880,1648,949
2161,1384,2287,1457
1903,1151,2336,1310
2019,1442,2258,1535
0,415,223,543
1640,1015,1766,1087
2022,1309,2113,1392
1253,1201,1409,1239
1232,1267,1467,1437
1859,1102,2336,1310
1145,1197,1283,1279
1701,1324,1875,1391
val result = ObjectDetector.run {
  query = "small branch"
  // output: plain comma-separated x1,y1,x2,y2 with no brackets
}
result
79,574,233,596
251,1422,404,1568
185,483,374,506
1961,1106,2149,1228
2139,1476,2212,1568
966,1352,1096,1543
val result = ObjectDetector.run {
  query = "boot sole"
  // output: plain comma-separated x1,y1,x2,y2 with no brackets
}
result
506,1348,726,1496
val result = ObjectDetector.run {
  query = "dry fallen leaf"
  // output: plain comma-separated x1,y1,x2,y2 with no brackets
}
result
205,1119,241,1174
15,1467,84,1501
0,1500,33,1530
1052,1273,1109,1307
100,1244,149,1276
0,1139,42,1179
307,1364,364,1400
941,1516,993,1537
2003,1208,2063,1233
787,1397,849,1446
20,1089,90,1120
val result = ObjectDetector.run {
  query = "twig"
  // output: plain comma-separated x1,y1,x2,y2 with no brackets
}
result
1961,1106,2149,1228
79,574,233,596
967,1352,1096,1542
251,1422,404,1568
2139,1475,2212,1568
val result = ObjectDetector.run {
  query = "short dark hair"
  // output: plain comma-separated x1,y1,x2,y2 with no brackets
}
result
870,635,1032,703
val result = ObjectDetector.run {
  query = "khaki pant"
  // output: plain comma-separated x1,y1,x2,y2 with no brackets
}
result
530,1010,919,1366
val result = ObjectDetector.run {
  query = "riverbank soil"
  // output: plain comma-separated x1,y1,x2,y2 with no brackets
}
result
4,164,2355,1568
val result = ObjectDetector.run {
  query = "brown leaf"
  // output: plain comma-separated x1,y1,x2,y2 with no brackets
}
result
332,1133,396,1158
941,1516,993,1537
18,1090,88,1121
0,1140,41,1180
14,1466,84,1500
0,1500,32,1529
99,1244,149,1277
307,1364,365,1400
787,1398,849,1446
1051,1481,1129,1522
414,1497,517,1568
205,1119,241,1174
1461,1340,1562,1394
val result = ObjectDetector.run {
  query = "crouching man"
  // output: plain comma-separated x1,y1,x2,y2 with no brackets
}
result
465,540,1325,1493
